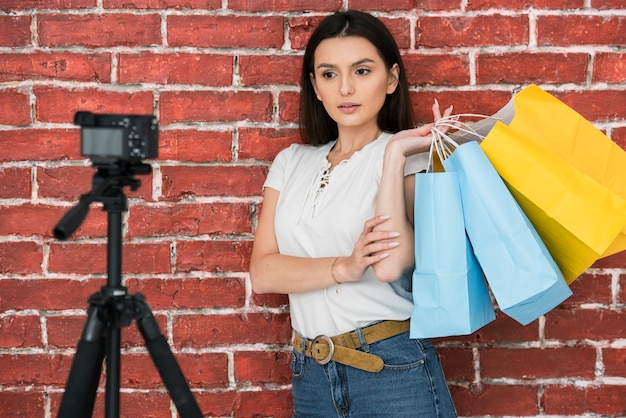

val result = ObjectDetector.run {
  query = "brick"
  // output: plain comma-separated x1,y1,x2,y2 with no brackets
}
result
481,347,597,379
592,248,626,269
417,15,529,48
48,242,171,274
289,16,325,50
545,309,626,341
0,167,30,198
594,52,626,83
538,15,626,46
37,166,152,201
229,0,340,11
158,129,233,162
0,15,31,47
0,242,42,275
450,384,539,416
0,204,70,237
238,128,301,162
0,89,31,126
110,392,171,418
38,13,162,47
379,17,412,50
1,0,94,10
239,55,302,86
465,313,539,344
168,15,284,49
175,240,253,273
125,277,246,310
159,90,273,124
477,52,588,84
0,52,111,83
614,126,626,151
234,350,291,385
46,315,88,349
173,312,292,347
160,165,266,199
193,391,243,417
128,203,252,238
0,354,71,385
121,353,178,388
591,0,624,8
175,353,230,387
0,316,42,348
544,385,626,415
194,390,292,418
621,273,626,304
232,390,293,418
410,90,513,123
34,87,154,123
467,0,583,9
278,91,300,123
0,391,45,418
403,53,470,86
36,165,97,200
0,129,79,162
118,53,232,86
562,272,612,307
250,292,290,309
349,0,423,11
103,0,221,8
0,279,100,312
604,348,626,377
437,347,474,381
290,15,411,50
552,89,626,122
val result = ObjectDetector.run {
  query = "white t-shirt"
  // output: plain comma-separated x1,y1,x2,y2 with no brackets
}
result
263,132,429,338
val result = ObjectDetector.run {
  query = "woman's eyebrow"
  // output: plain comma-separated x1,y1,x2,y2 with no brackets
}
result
315,57,377,70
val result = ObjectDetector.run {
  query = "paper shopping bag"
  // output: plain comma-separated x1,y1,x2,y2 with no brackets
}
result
410,170,495,338
443,141,572,325
480,84,626,283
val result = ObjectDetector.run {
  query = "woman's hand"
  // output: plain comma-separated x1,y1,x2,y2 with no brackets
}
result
332,215,400,283
387,100,455,158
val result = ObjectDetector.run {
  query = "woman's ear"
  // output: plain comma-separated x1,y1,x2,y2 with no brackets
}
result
310,73,322,101
387,63,400,94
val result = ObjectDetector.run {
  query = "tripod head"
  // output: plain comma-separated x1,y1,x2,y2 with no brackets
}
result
53,160,152,240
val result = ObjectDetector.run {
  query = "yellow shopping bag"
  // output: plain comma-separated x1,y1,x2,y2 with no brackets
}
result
480,85,626,283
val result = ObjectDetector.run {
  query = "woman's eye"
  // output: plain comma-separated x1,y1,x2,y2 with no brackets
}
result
321,71,336,79
356,68,370,75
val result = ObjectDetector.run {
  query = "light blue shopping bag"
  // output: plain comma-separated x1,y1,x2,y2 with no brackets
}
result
443,141,572,325
411,170,495,338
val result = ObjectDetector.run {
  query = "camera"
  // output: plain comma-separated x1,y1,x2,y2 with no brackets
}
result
75,111,158,162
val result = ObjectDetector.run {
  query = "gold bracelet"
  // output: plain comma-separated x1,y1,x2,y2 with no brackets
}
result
331,257,340,293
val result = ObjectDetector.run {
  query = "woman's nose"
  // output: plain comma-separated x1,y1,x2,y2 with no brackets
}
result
340,75,354,96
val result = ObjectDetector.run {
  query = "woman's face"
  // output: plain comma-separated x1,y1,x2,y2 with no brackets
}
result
310,36,399,135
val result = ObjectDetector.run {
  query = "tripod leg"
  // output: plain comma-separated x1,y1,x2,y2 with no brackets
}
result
57,302,106,418
134,295,203,418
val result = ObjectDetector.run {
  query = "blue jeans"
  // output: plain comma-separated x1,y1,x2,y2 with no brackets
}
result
291,331,457,417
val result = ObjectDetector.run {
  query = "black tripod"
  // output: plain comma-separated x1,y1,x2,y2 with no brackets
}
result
54,161,202,418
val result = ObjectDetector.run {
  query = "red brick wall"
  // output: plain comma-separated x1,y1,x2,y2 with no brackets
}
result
1,1,625,417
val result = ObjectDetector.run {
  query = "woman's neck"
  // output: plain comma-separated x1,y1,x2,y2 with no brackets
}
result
330,126,382,162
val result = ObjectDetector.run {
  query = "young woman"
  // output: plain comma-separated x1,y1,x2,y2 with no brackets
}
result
250,10,458,417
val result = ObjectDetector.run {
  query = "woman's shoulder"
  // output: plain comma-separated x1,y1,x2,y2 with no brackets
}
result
274,141,333,162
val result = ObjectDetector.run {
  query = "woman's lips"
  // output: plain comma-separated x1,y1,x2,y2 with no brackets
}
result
338,103,360,113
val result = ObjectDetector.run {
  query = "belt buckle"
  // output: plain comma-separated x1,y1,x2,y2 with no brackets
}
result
311,335,334,365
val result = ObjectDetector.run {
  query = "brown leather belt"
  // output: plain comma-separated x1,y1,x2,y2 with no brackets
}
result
293,319,410,373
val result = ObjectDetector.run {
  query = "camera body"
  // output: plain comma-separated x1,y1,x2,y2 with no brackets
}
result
75,111,158,162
